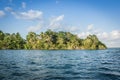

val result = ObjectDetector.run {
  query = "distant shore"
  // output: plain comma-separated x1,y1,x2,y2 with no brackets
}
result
0,30,107,50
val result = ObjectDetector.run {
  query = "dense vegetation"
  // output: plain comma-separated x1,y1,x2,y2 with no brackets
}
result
0,30,107,50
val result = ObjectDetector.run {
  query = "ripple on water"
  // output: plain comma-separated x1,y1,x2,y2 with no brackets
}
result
63,70,81,75
47,76,66,80
0,75,5,80
98,71,120,80
29,61,36,65
99,67,112,71
0,49,120,80
101,62,113,65
33,77,42,80
30,68,40,71
11,72,27,76
47,64,74,69
11,66,20,69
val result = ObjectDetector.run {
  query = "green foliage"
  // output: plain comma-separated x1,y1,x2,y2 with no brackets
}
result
0,30,107,50
0,32,25,49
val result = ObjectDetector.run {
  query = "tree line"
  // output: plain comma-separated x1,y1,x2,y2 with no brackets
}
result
0,30,107,50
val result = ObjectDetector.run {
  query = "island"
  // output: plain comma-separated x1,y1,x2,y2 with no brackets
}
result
0,30,107,50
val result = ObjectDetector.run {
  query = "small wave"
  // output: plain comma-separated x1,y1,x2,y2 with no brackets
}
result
11,66,20,69
101,62,113,64
98,71,120,79
30,68,40,71
106,50,120,54
63,70,80,75
33,77,42,80
30,62,36,64
47,64,73,69
99,67,112,71
47,76,66,80
11,72,26,76
0,75,5,80
102,71,120,76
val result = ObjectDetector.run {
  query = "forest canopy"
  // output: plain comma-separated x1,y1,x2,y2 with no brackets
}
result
0,30,107,50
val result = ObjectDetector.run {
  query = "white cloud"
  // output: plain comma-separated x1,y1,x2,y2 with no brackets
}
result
87,24,94,31
22,2,26,9
50,15,64,24
97,30,120,41
97,30,120,47
0,10,5,17
56,15,64,21
77,32,85,38
4,7,13,12
49,15,64,30
77,32,92,39
111,30,120,40
69,26,78,32
27,23,43,32
12,10,43,20
100,32,108,39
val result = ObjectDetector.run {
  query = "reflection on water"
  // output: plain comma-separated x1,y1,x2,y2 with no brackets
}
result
0,49,120,80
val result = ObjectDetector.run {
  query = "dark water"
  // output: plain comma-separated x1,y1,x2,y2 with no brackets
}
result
0,49,120,80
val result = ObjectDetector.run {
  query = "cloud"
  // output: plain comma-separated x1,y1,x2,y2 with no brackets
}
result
49,15,64,30
69,26,78,32
87,24,94,31
27,23,43,32
27,14,65,32
111,30,120,40
98,32,108,39
4,7,13,12
97,30,120,41
98,30,120,47
4,8,42,21
51,15,64,23
56,15,64,21
77,32,92,39
22,2,26,9
12,10,43,20
100,31,120,47
0,10,5,17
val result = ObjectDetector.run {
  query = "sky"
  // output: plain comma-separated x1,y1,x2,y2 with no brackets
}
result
0,0,120,48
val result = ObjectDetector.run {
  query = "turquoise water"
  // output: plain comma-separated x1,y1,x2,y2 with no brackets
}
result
0,49,120,80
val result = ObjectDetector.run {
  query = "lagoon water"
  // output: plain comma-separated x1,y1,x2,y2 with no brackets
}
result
0,49,120,80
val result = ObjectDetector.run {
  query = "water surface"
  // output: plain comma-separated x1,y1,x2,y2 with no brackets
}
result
0,48,120,80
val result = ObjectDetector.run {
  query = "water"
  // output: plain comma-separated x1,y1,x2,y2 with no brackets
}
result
0,49,120,80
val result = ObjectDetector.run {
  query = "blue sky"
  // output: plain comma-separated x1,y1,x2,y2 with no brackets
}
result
0,0,120,47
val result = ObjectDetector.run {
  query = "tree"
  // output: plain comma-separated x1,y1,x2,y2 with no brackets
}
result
0,30,107,50
0,30,4,40
25,32,37,49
